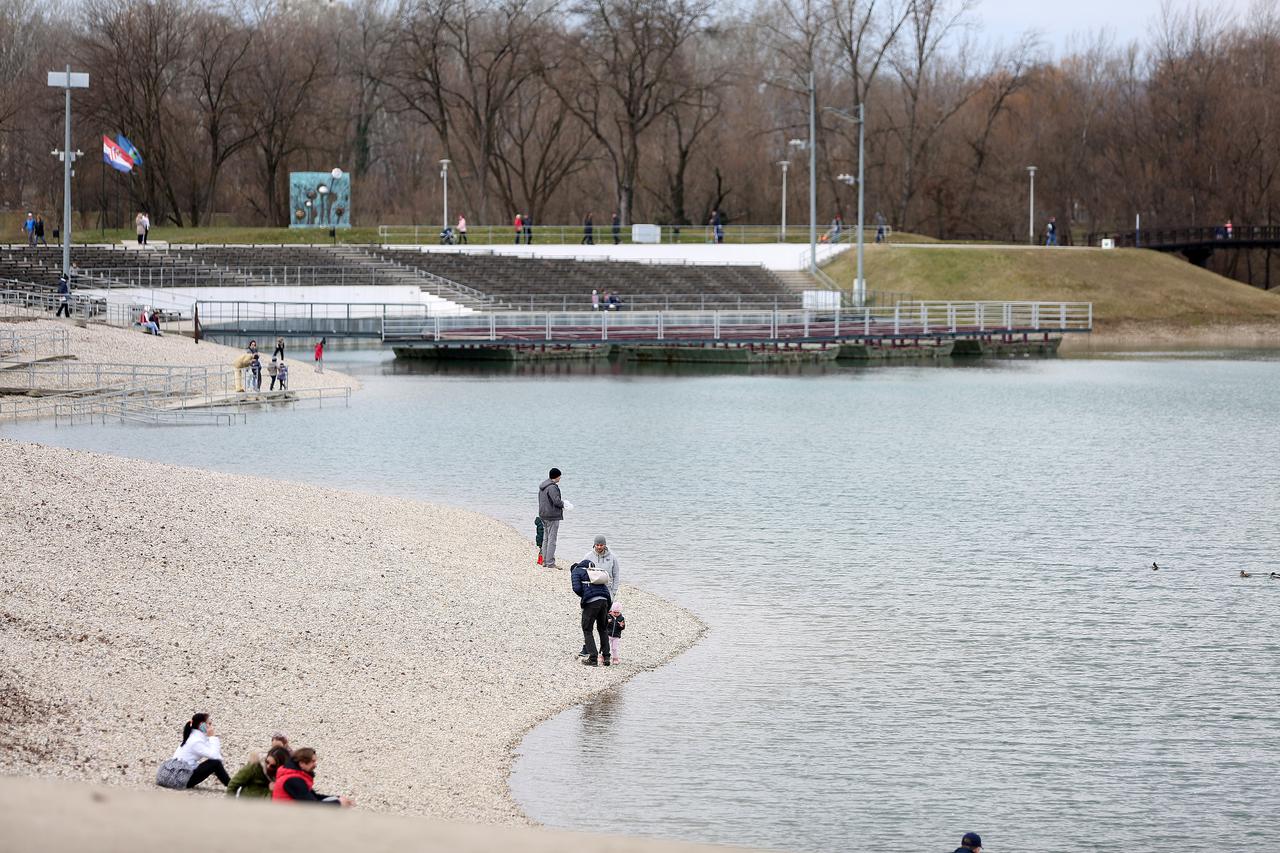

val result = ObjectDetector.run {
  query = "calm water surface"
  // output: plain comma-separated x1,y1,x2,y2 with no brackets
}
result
7,352,1280,852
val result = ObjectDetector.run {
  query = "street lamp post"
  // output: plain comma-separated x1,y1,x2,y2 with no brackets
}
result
439,159,451,234
47,66,88,280
778,160,789,240
1026,165,1037,245
808,69,816,274
828,102,867,306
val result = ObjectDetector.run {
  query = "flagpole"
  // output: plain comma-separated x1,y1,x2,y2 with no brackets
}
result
100,154,106,236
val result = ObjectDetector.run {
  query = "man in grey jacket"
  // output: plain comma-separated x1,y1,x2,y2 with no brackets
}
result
537,468,565,568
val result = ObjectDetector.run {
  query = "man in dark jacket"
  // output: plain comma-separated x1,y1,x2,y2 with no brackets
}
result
951,831,982,852
571,559,612,666
55,274,72,317
537,468,565,568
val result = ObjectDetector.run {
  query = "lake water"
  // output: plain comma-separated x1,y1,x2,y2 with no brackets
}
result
7,351,1280,852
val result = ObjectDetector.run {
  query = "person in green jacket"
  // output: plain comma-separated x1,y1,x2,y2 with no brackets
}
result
226,745,290,798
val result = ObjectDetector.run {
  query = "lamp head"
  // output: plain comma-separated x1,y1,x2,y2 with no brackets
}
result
330,167,343,180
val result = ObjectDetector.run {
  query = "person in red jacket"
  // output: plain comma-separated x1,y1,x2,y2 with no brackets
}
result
272,747,354,806
314,337,325,374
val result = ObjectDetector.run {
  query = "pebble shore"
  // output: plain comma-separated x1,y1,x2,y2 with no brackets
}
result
0,317,360,393
0,439,704,822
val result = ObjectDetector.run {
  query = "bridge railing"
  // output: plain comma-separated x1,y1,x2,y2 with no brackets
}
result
382,301,1092,343
377,223,894,246
1088,225,1280,248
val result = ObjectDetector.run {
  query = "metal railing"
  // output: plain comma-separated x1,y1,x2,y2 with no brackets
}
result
0,362,225,392
1,366,235,423
0,327,71,363
377,223,895,246
382,301,1093,344
1088,225,1280,249
77,265,413,288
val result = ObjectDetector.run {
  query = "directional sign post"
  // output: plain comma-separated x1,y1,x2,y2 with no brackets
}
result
48,67,89,280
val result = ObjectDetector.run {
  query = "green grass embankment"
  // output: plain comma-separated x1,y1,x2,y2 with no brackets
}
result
823,245,1280,333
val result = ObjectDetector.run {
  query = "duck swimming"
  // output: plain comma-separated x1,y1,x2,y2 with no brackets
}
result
1241,570,1252,578
1152,562,1159,571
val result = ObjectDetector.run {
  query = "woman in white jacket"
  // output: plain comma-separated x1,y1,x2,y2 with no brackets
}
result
155,713,231,790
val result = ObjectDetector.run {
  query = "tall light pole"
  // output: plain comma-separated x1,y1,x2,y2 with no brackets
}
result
828,102,867,305
439,159,451,233
48,66,88,280
1026,165,1037,245
808,69,817,274
778,160,789,240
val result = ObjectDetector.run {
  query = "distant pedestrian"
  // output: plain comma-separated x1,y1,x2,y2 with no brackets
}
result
607,602,625,662
277,361,289,390
268,357,279,390
34,215,48,246
155,713,230,791
514,213,523,245
314,337,325,373
538,467,565,568
1045,216,1057,246
250,354,262,391
1225,218,1234,239
831,214,843,241
55,274,71,317
582,212,594,245
611,212,621,244
709,209,724,244
22,212,35,246
591,289,600,311
607,292,621,310
951,832,983,853
875,211,887,243
273,336,285,361
457,213,468,244
135,211,146,245
142,212,151,244
523,213,533,244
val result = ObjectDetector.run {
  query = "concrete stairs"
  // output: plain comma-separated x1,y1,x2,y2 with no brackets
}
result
773,270,821,294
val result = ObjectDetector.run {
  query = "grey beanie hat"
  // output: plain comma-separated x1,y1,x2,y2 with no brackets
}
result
593,534,607,546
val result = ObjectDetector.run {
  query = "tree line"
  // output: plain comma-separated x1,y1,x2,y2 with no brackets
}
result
3,0,1279,260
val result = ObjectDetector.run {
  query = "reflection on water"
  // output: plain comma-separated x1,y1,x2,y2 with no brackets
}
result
5,352,1280,852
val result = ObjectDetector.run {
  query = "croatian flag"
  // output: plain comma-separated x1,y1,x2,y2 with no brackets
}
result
116,134,142,166
103,135,134,173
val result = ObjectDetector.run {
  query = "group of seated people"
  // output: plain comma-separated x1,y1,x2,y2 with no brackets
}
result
136,307,163,335
155,713,354,806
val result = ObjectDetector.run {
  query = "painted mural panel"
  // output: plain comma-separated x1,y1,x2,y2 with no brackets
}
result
289,170,351,228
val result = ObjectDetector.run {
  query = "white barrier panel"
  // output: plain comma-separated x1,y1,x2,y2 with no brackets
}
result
632,224,661,244
802,290,841,310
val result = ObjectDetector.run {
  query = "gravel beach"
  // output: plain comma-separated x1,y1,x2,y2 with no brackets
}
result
0,439,704,822
0,317,359,393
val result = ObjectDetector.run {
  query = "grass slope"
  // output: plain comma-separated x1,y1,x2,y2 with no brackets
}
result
823,246,1280,327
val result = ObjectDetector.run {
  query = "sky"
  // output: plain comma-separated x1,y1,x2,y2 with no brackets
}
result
973,0,1255,54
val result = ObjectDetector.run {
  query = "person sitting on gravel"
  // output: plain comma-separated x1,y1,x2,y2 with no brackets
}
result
272,747,354,807
155,712,231,790
138,308,161,336
227,745,290,799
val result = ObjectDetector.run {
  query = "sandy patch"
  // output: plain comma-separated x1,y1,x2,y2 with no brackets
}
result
1062,321,1280,352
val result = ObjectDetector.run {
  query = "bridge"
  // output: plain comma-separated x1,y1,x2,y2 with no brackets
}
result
1087,225,1280,265
382,301,1092,361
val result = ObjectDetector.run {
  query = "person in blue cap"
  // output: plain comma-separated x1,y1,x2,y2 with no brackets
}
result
952,832,982,852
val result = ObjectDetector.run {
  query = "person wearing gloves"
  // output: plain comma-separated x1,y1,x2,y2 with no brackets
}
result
273,747,354,806
155,712,231,790
538,468,565,568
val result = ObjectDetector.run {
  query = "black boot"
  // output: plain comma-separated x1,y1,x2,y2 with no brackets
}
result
581,657,598,666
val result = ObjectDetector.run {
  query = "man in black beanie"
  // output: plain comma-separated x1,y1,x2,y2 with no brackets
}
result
952,832,982,853
538,468,565,568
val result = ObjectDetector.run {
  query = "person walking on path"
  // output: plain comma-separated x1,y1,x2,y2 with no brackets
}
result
951,832,983,853
268,357,279,390
457,213,468,244
34,214,48,246
538,468,565,568
514,213,523,245
582,212,594,245
591,289,600,311
135,211,146,245
272,336,285,361
142,211,151,244
55,274,72,317
155,713,231,790
22,212,35,246
1045,216,1057,246
611,211,621,244
875,211,887,243
314,337,325,373
571,544,615,666
709,209,724,244
523,213,533,244
272,748,354,806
